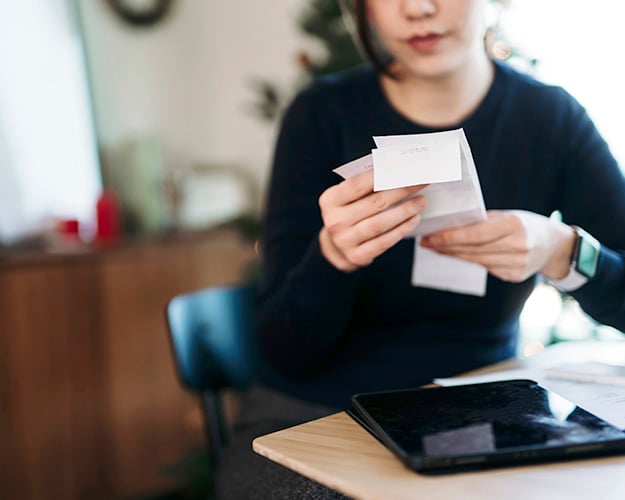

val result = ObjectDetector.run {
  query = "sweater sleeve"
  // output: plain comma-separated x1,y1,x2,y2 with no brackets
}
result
255,85,365,376
554,90,625,331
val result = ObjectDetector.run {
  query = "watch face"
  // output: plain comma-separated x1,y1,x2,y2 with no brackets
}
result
576,234,600,278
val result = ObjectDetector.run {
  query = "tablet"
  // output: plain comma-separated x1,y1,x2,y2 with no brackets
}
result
349,379,625,474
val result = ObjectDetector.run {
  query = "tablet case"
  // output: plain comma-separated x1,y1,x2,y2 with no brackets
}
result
349,379,625,474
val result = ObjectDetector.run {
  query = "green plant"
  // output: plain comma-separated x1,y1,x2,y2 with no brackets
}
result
248,0,364,123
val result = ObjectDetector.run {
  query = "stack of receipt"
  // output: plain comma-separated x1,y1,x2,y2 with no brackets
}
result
333,128,487,296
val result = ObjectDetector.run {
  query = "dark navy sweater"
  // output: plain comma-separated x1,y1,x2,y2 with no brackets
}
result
256,61,625,409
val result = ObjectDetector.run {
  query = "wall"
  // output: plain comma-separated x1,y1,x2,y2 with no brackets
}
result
79,0,308,212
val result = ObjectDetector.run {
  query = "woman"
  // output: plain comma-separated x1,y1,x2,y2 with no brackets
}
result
216,1,625,498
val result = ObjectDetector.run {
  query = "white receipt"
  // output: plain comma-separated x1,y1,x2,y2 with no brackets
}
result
435,367,625,430
372,129,486,238
332,128,488,296
371,135,461,190
412,243,487,296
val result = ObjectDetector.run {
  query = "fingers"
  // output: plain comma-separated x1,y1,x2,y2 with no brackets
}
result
347,185,428,224
322,171,375,207
320,171,427,225
332,195,427,249
320,206,423,272
318,227,359,272
438,250,528,270
421,212,523,252
318,171,429,271
341,214,423,268
419,211,547,283
424,233,528,255
425,242,533,283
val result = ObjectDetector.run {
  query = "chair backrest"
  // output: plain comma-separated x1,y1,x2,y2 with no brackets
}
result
165,284,258,458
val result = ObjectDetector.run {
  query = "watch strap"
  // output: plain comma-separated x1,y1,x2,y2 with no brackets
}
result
550,226,600,292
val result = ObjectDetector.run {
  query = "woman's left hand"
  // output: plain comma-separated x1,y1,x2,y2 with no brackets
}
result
420,210,577,283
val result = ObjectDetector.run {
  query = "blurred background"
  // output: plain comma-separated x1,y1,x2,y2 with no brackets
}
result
1,1,624,499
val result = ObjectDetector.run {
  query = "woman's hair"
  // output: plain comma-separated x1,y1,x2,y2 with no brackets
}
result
349,0,397,78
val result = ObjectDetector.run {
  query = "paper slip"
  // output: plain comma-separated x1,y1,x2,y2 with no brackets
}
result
334,145,461,190
332,129,488,296
545,362,625,387
373,129,487,295
371,136,461,190
333,129,486,237
434,368,625,430
412,243,487,296
372,129,486,237
333,153,373,179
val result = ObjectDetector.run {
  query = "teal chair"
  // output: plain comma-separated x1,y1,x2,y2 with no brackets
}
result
165,284,258,461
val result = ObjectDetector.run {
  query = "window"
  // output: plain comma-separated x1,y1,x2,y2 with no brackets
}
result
0,0,101,244
505,1,625,352
503,0,625,168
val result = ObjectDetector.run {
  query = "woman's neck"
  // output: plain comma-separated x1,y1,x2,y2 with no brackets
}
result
380,53,495,128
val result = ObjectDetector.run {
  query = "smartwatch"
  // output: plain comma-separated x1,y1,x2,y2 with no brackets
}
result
550,226,601,292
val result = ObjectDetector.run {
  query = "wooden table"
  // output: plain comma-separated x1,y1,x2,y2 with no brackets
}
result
253,341,625,500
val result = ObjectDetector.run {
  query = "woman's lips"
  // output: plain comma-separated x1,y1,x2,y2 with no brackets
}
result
407,33,443,52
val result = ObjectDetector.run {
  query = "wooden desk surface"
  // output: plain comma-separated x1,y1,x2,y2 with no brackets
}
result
253,341,625,500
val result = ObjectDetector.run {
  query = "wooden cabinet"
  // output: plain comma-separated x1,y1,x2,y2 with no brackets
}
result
0,229,256,500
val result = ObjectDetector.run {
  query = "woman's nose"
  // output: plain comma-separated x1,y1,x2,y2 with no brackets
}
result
401,0,437,20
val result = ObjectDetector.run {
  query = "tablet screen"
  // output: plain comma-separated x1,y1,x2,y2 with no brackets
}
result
351,380,625,470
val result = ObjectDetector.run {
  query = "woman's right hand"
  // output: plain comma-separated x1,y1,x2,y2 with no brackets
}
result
318,171,428,271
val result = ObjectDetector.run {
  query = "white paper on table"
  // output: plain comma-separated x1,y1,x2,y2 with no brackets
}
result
434,368,625,430
332,128,488,296
434,369,548,387
545,361,625,386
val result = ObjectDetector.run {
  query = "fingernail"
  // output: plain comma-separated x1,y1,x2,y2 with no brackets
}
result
423,235,440,246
